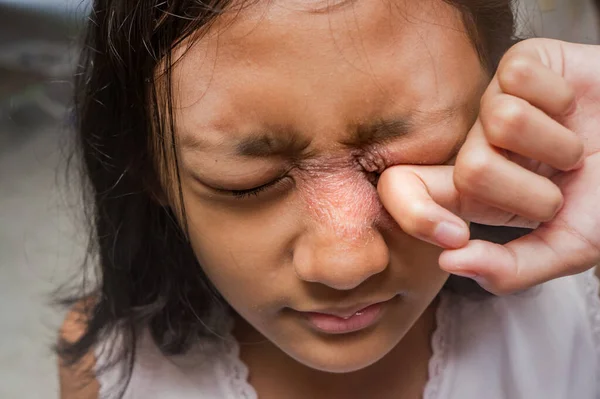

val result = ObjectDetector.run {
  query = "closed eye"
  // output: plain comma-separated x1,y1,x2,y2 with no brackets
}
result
220,176,291,199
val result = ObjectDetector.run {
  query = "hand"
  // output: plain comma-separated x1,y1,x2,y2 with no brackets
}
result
378,38,600,295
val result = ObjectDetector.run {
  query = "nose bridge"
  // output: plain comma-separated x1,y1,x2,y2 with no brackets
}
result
293,169,389,290
302,168,382,238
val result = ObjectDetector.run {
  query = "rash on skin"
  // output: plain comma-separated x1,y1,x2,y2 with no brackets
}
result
293,149,397,242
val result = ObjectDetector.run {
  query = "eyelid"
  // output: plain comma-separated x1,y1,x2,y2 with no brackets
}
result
227,175,293,199
188,162,289,190
212,165,297,199
208,177,277,194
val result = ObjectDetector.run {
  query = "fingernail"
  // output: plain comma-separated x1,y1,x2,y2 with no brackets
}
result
434,221,468,248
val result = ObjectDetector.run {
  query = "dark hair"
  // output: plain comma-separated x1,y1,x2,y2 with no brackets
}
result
57,0,522,396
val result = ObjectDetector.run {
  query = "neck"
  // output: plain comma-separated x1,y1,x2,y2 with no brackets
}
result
233,299,439,399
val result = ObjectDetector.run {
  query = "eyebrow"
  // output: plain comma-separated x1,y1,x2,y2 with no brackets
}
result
181,117,410,158
235,126,312,157
181,107,458,158
351,117,413,147
235,118,414,157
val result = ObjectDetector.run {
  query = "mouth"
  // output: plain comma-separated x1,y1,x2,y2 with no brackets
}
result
299,296,397,335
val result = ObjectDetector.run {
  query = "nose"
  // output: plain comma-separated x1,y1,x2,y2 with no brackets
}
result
293,227,390,290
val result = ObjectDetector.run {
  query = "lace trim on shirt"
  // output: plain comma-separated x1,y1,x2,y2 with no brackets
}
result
580,269,600,381
220,297,453,399
423,294,452,399
222,317,259,399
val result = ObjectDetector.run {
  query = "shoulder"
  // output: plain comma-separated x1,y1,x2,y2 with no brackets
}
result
90,321,238,398
58,300,240,399
58,301,100,399
122,327,241,398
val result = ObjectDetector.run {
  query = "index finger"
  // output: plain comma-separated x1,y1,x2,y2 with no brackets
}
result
377,165,470,249
377,165,537,249
489,39,576,117
438,227,597,295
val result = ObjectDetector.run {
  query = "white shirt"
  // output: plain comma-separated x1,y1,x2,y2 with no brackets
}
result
95,270,600,398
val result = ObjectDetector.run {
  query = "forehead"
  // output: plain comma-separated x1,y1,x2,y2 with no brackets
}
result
172,0,483,147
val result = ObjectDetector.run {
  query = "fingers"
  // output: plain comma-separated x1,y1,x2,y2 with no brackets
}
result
496,51,576,117
377,166,470,249
441,154,600,295
439,226,599,295
477,46,584,174
379,39,599,295
455,124,564,222
377,165,539,249
480,93,584,172
450,46,584,223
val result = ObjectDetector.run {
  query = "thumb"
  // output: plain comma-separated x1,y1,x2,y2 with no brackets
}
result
377,165,537,249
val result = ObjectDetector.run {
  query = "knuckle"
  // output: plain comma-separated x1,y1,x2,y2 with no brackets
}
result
499,55,535,91
454,151,494,194
560,86,577,113
501,38,538,61
481,96,528,145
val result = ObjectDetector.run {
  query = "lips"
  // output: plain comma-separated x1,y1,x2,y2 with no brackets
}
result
305,301,384,319
301,296,395,318
294,296,397,334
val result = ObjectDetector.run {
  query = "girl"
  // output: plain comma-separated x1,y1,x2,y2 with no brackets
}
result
58,0,600,398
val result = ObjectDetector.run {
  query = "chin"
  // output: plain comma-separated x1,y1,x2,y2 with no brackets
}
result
284,323,405,373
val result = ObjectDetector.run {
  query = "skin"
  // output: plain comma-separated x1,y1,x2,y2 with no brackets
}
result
57,2,600,398
381,39,600,294
170,0,486,397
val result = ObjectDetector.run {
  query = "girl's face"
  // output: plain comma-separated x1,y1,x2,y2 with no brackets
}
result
171,0,486,372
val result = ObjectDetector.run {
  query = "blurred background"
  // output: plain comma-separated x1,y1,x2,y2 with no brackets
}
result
0,0,598,398
0,1,88,398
